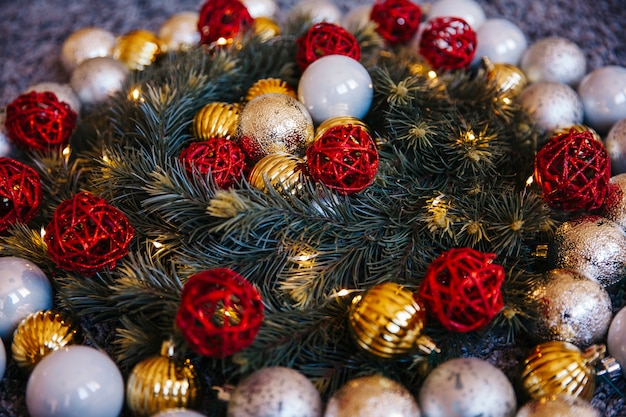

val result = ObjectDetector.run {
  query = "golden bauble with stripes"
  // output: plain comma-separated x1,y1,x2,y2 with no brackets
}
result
551,124,601,142
193,102,241,140
245,78,297,102
253,17,281,41
114,29,163,71
248,152,305,195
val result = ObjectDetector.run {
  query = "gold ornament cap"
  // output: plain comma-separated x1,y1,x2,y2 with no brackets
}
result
114,29,163,71
193,102,241,140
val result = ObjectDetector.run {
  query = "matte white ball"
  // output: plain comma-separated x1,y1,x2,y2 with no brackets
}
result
151,409,206,417
428,0,486,29
24,82,81,115
0,256,53,340
578,65,626,134
298,55,373,124
289,0,342,23
608,305,626,378
606,118,626,174
242,0,278,18
0,337,6,380
70,57,129,105
342,4,372,31
158,12,201,52
472,18,527,65
518,81,583,134
520,37,586,87
419,357,516,417
227,366,322,417
61,27,116,73
26,345,124,417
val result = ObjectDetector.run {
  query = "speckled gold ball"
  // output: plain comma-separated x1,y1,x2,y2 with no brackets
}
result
114,29,163,71
193,102,241,140
248,152,305,195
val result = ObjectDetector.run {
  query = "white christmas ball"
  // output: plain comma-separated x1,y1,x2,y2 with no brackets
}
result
578,65,626,134
518,81,583,134
608,304,626,378
419,357,516,417
24,82,81,115
70,57,129,105
289,0,342,24
0,256,53,340
158,12,201,52
227,367,322,417
298,55,373,124
472,18,527,65
515,395,599,417
520,37,586,87
26,345,124,417
427,0,486,29
0,337,5,380
61,27,116,73
151,409,206,417
242,0,278,18
342,4,373,31
606,118,626,175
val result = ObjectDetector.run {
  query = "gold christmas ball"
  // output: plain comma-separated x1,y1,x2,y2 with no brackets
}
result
61,27,116,72
126,341,201,417
114,29,163,71
253,17,281,41
11,310,82,372
551,124,601,141
193,102,241,140
245,78,297,102
516,395,600,417
483,57,528,97
315,116,371,140
248,152,305,195
158,12,200,52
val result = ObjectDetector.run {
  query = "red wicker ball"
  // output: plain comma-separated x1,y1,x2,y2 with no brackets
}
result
306,124,379,195
5,91,77,151
418,247,505,332
180,138,246,189
0,158,43,232
296,22,361,72
44,192,134,275
534,128,610,211
419,17,477,71
176,268,264,358
197,0,253,45
369,0,422,45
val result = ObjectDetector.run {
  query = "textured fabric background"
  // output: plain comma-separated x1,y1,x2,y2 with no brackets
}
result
1,0,626,416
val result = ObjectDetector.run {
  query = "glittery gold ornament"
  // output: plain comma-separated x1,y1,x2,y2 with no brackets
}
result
158,12,200,52
248,152,305,195
193,102,241,140
245,78,297,102
126,340,201,417
520,341,604,401
348,282,437,359
11,310,82,372
253,17,281,41
483,57,528,97
114,29,163,71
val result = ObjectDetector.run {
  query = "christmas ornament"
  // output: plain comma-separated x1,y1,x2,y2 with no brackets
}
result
193,102,241,140
0,337,5,380
197,0,253,46
44,192,135,274
5,91,77,151
419,357,516,417
519,81,584,134
342,5,373,30
472,18,527,65
242,0,277,18
600,174,626,229
175,268,264,358
158,12,201,52
607,304,626,378
369,0,422,45
126,340,201,417
248,152,305,195
526,268,612,345
324,374,420,417
11,310,82,372
427,0,486,29
419,17,477,71
70,56,129,105
483,58,528,98
179,139,246,189
151,409,206,417
314,115,372,139
0,256,53,340
0,108,13,158
60,27,116,72
533,128,610,211
25,82,81,115
516,395,600,417
227,366,322,417
289,0,342,24
296,22,361,72
306,121,379,195
237,93,315,161
26,345,124,417
578,65,626,134
605,118,626,174
113,29,163,71
245,78,296,102
348,282,435,359
520,36,587,87
0,157,43,232
548,215,626,287
418,247,504,332
252,16,281,41
519,341,603,401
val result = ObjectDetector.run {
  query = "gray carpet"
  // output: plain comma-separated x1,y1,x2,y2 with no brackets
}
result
1,0,626,416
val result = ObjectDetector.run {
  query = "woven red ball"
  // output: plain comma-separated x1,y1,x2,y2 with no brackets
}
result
534,128,610,211
197,0,253,45
44,192,134,275
306,124,379,195
180,138,246,189
418,247,505,332
296,22,361,72
176,268,264,358
0,157,43,232
419,17,477,71
5,91,77,151
369,0,422,45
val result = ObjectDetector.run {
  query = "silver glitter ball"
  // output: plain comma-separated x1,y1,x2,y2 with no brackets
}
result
605,118,626,175
70,57,129,105
520,36,587,87
61,27,116,73
515,395,600,417
599,174,626,230
519,81,584,135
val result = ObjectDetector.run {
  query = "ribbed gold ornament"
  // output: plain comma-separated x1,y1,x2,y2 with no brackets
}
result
520,341,604,401
348,282,438,359
551,124,601,141
249,152,305,195
314,116,384,148
193,102,241,140
253,17,281,41
245,78,297,102
11,310,82,372
126,340,201,417
483,57,528,98
114,29,163,70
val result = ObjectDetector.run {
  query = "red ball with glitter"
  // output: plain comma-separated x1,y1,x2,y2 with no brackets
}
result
44,192,134,275
418,247,505,332
180,138,246,189
0,158,43,232
534,128,610,211
306,123,379,195
369,0,422,45
296,22,361,72
5,91,77,151
197,0,253,45
176,268,264,358
419,17,477,71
